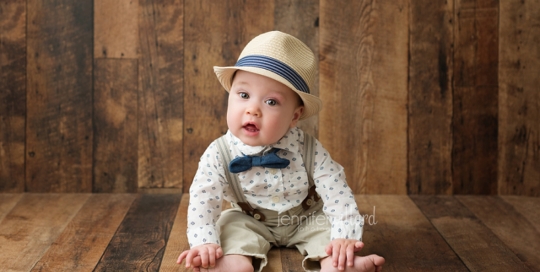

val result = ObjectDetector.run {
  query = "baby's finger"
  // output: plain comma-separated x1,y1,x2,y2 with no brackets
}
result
354,241,364,252
177,250,188,264
216,246,224,259
347,244,355,267
199,248,209,268
325,243,333,256
338,244,347,270
185,249,198,268
192,255,202,267
207,246,216,267
332,243,340,267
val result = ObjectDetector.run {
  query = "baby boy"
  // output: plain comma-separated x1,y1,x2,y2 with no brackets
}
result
178,31,385,272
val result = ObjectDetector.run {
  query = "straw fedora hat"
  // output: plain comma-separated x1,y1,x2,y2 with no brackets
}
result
213,31,322,120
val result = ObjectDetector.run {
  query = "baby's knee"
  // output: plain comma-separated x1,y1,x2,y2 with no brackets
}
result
221,254,254,272
237,263,255,272
230,259,254,272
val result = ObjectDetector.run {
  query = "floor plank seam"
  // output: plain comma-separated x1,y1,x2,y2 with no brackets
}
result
408,196,472,272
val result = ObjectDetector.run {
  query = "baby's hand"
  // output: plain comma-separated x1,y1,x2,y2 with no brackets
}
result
325,239,364,270
177,243,223,269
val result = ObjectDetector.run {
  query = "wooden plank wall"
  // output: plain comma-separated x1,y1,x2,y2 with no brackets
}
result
320,1,408,194
499,0,540,195
25,0,94,192
408,0,454,195
0,0,26,192
0,0,539,196
452,0,499,195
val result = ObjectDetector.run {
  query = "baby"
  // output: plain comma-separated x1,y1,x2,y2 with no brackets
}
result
178,31,385,272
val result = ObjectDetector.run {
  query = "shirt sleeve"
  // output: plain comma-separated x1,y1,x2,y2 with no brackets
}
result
186,141,229,247
310,139,364,241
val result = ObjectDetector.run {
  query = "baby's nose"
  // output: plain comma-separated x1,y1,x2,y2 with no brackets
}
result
246,104,262,116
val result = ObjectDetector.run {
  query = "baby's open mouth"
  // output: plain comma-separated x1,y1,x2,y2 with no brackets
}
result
243,123,259,132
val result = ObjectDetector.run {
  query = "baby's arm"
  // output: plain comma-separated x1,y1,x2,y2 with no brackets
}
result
177,243,223,269
181,141,228,269
325,239,364,270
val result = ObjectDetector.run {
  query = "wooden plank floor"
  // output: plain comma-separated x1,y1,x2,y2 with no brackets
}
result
0,194,538,272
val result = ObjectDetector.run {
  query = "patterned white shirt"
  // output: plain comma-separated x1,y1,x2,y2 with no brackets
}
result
187,127,364,247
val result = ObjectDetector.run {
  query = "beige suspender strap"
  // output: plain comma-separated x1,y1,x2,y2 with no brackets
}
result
215,135,266,221
302,132,315,186
301,132,321,210
215,136,247,204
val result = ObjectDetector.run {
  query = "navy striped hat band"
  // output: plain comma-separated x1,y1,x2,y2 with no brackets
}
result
235,55,310,94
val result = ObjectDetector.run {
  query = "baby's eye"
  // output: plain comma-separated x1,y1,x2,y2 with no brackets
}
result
265,99,277,106
239,92,249,99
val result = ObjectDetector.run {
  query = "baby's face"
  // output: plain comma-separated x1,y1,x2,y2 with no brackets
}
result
227,70,304,147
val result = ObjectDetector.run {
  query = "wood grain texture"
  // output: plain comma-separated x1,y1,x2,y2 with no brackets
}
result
457,196,540,271
1,194,539,270
1,1,539,197
31,194,135,271
94,194,181,271
275,0,320,137
94,0,138,59
501,196,540,234
411,195,531,271
280,247,304,272
0,193,22,222
0,194,89,271
452,0,499,194
319,0,408,194
160,194,188,271
498,0,540,196
183,0,274,192
26,0,93,193
356,195,467,271
138,0,184,190
0,0,26,192
93,59,138,193
266,248,283,272
408,0,453,194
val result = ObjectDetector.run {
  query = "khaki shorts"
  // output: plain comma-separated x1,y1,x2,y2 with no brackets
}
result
217,200,330,272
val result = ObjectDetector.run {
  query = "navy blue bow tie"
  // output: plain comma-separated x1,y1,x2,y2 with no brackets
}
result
229,148,290,173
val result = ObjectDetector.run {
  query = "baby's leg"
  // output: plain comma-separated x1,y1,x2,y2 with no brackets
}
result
214,209,275,271
320,254,385,272
190,254,253,272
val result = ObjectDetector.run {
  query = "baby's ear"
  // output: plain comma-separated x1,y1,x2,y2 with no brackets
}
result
290,106,304,128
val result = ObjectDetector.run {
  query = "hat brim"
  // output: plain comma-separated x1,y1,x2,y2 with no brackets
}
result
214,66,322,120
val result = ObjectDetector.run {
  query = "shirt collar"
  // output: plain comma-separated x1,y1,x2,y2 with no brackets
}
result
227,127,303,156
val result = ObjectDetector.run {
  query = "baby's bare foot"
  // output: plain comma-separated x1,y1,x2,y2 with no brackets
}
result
321,254,385,272
189,255,253,272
